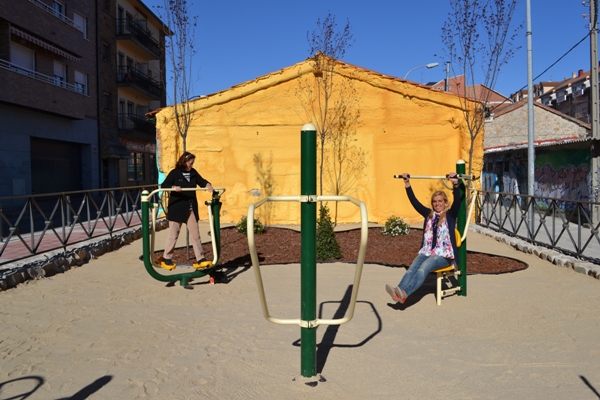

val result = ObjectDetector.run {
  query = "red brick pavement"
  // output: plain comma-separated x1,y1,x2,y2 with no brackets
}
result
0,214,143,266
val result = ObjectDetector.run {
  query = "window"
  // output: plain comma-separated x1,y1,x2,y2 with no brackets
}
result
54,60,66,87
52,1,64,17
10,42,35,73
74,70,87,94
103,91,112,112
127,101,134,118
102,42,110,62
119,100,125,127
125,12,133,32
149,154,156,183
127,153,145,181
117,52,124,78
117,7,124,33
73,12,87,38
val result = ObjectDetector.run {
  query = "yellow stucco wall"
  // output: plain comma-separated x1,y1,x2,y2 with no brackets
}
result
155,58,483,225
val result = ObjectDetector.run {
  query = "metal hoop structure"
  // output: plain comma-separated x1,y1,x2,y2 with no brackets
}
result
247,194,368,327
141,187,226,286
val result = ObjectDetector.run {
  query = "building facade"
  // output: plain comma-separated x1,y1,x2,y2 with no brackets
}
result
103,0,167,188
0,0,167,198
155,57,483,225
0,0,99,196
483,100,591,206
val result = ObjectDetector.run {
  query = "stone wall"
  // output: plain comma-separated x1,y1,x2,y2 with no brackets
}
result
0,220,168,291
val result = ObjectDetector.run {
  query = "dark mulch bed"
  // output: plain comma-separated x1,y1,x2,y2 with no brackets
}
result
158,227,527,274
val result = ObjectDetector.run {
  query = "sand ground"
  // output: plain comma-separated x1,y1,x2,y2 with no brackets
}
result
1,225,600,399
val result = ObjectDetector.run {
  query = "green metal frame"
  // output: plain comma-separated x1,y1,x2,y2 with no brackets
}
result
456,160,467,296
141,188,225,287
247,124,368,378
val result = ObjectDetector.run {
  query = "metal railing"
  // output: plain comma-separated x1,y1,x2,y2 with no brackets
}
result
29,0,85,32
117,66,162,98
0,59,87,95
116,18,160,57
118,113,156,134
476,190,600,264
0,186,164,266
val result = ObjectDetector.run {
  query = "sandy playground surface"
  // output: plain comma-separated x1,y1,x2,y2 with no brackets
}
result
1,226,600,399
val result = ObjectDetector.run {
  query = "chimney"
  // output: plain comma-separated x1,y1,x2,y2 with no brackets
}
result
572,72,576,78
579,69,584,77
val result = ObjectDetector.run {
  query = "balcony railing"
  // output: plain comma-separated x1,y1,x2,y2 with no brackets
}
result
29,0,85,32
117,66,162,98
0,59,87,95
116,18,160,57
118,113,156,135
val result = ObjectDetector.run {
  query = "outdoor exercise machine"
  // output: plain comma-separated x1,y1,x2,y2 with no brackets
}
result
393,161,478,299
247,123,368,379
141,188,226,287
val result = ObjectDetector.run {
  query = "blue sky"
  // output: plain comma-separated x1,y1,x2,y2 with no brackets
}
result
143,0,593,101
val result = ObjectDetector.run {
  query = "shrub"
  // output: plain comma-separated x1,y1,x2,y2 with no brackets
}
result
316,205,342,261
236,215,265,235
382,216,410,236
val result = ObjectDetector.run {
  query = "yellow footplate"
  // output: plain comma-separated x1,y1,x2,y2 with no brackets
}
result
193,260,213,269
160,261,177,271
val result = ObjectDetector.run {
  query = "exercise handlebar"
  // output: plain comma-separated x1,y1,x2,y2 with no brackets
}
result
393,174,474,180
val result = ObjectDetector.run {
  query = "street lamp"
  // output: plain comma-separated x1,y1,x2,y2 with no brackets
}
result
404,62,440,80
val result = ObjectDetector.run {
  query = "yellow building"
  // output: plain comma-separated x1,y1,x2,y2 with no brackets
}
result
154,56,482,225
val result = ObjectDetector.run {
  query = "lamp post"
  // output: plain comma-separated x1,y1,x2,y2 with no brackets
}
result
404,62,440,80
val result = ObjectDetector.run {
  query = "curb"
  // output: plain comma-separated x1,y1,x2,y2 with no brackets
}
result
0,220,169,291
470,225,600,280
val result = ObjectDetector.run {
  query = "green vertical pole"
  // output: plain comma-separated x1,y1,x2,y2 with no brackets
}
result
456,160,467,296
213,200,222,261
142,190,151,266
300,123,317,378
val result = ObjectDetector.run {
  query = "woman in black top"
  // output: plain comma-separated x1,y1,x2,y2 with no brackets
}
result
385,172,460,304
160,151,213,270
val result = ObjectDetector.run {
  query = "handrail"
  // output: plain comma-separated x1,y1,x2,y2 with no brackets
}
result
29,0,85,32
141,187,226,287
476,190,600,264
0,59,87,95
0,185,159,266
248,194,368,327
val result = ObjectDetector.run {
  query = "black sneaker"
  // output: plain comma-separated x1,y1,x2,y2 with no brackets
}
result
193,258,213,269
161,258,176,271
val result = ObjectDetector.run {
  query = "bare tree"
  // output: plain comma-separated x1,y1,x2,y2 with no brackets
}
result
155,0,198,152
441,0,522,176
297,13,355,196
253,152,276,225
325,99,366,225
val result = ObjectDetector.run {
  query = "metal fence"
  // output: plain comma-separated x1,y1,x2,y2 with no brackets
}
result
0,186,163,266
476,190,600,264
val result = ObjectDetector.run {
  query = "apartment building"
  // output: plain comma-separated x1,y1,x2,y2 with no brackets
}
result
103,0,167,188
538,69,591,124
0,0,98,196
0,0,168,197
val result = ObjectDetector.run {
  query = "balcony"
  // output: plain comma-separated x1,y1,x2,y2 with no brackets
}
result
116,19,161,59
0,59,87,95
117,66,162,99
29,0,85,33
118,113,156,140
